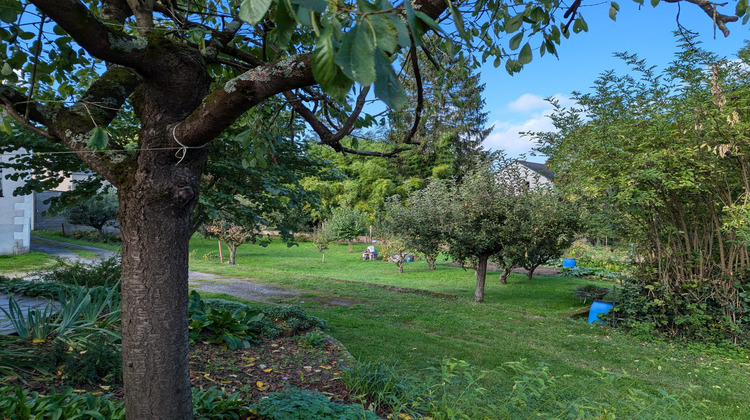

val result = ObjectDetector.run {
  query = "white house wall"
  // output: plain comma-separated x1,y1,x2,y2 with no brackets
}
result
0,151,32,254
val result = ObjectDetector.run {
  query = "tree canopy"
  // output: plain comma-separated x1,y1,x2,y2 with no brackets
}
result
0,0,746,417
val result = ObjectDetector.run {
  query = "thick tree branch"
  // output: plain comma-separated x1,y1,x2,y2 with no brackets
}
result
29,0,148,68
1,67,141,183
665,0,739,36
284,88,407,157
175,0,449,151
175,55,317,147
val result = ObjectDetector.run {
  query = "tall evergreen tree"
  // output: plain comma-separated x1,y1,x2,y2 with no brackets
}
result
388,38,493,181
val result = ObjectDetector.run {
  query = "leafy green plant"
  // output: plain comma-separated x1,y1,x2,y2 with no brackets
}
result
0,386,126,420
70,229,122,244
420,358,496,419
192,387,251,419
250,388,379,419
0,294,56,340
0,336,42,378
298,329,328,349
60,331,122,385
188,291,264,350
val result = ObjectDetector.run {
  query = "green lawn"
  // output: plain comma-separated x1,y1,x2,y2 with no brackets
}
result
189,238,750,419
0,252,56,275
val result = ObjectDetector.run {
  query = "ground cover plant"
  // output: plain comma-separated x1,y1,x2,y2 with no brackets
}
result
187,238,750,419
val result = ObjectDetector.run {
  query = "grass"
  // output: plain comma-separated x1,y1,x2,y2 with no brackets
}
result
0,252,56,275
32,230,122,253
188,237,750,419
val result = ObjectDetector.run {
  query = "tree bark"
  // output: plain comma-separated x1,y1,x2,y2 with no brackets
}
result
119,155,204,419
526,265,538,281
228,244,237,265
321,252,325,264
475,255,488,302
348,241,353,253
499,267,511,284
426,254,436,270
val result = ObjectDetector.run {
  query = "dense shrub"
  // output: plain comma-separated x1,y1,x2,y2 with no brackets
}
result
37,256,121,288
255,305,328,339
0,276,79,299
250,388,379,420
614,277,748,345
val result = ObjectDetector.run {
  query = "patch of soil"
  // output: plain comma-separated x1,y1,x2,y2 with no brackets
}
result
10,335,357,407
189,336,357,405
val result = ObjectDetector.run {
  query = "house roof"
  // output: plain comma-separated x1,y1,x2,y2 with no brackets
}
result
516,160,554,180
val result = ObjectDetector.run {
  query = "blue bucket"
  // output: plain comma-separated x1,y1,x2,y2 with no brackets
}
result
562,258,576,268
588,300,614,324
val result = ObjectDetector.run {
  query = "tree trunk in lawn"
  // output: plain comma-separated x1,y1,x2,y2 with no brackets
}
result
499,267,511,284
475,255,488,302
426,254,436,270
348,241,353,253
322,252,325,264
228,244,237,265
526,265,538,280
119,154,204,419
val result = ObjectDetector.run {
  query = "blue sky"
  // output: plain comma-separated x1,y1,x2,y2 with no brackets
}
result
480,2,749,159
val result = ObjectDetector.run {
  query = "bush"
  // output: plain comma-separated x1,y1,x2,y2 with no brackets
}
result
188,291,264,350
61,332,122,385
255,305,328,339
614,279,746,345
37,256,121,288
0,276,79,300
250,388,379,420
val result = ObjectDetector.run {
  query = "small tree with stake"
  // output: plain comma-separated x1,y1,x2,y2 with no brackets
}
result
205,220,258,265
312,227,332,264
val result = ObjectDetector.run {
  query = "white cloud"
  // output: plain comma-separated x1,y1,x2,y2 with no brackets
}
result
483,117,553,157
483,93,574,158
507,93,575,113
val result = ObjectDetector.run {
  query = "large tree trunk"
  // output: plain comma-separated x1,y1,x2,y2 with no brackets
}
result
475,255,488,302
119,158,203,419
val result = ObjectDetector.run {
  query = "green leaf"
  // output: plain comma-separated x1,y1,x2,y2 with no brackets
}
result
238,0,274,25
403,0,421,47
87,127,109,150
505,14,523,34
737,0,748,17
1,62,12,76
374,50,406,109
414,11,442,33
518,43,532,65
650,0,659,6
312,25,352,101
509,32,524,50
0,0,22,24
368,15,398,53
292,0,327,13
335,23,376,86
270,0,295,49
